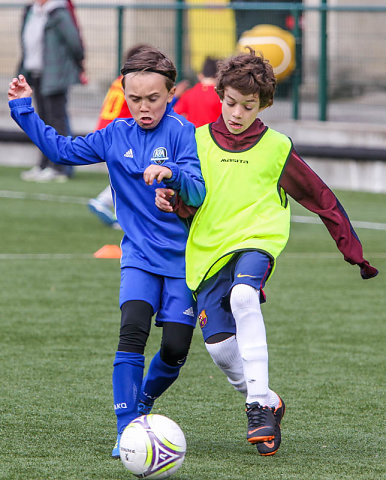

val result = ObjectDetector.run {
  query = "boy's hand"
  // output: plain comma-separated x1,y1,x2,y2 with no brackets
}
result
143,165,172,185
155,188,174,213
359,260,378,279
155,188,198,218
8,75,33,101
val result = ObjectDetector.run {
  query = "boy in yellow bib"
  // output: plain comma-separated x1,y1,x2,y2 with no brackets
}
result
155,49,378,456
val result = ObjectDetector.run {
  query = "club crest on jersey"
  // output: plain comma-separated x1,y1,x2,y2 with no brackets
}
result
151,147,169,165
198,310,207,328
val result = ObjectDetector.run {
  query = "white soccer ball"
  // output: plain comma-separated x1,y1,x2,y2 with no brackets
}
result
119,414,186,479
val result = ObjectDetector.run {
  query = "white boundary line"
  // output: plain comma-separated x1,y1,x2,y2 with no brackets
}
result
0,252,384,261
282,252,386,259
0,190,89,205
2,190,386,231
0,253,94,260
292,215,386,231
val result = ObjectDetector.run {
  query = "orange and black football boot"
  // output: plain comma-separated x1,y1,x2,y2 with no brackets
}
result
257,396,286,456
245,402,276,444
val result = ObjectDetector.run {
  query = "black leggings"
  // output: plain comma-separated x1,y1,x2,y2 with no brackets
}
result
118,300,194,366
29,75,68,173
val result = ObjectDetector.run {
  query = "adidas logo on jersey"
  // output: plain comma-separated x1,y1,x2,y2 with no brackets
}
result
183,307,195,317
124,149,133,158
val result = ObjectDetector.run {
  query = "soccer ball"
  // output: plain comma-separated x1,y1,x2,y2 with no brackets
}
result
119,414,186,479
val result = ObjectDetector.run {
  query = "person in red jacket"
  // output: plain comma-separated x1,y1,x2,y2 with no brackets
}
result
174,56,222,128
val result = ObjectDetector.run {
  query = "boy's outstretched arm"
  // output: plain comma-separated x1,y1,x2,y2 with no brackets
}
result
8,75,108,167
281,150,378,279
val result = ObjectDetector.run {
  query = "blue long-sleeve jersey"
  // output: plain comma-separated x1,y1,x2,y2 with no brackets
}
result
10,98,206,278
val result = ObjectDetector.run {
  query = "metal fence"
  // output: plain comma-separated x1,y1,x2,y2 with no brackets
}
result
0,2,386,127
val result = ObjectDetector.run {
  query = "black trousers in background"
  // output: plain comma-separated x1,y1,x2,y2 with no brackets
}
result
29,75,69,174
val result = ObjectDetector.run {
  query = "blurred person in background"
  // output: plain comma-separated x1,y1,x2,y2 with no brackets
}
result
19,0,85,183
67,0,88,86
174,56,222,127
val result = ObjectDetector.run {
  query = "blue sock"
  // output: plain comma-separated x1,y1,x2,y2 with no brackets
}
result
112,351,144,434
139,350,183,404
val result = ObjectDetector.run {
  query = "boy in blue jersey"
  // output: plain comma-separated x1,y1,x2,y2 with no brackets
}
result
8,44,205,458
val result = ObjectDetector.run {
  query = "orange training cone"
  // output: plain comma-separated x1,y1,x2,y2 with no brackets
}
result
93,244,122,259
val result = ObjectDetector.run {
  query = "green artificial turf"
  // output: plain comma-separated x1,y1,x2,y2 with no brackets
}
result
0,166,385,479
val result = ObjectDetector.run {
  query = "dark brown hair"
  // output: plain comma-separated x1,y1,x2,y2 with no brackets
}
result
216,48,276,108
121,44,176,91
201,56,219,78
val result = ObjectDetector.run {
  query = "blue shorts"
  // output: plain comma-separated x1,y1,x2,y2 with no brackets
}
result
196,250,273,341
119,267,197,327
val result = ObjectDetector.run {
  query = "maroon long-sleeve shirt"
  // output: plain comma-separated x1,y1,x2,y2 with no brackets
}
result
176,115,378,279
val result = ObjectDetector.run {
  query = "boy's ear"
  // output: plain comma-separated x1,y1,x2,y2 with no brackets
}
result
168,86,176,102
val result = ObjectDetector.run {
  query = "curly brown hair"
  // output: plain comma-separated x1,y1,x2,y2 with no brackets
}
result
121,44,176,91
216,48,276,108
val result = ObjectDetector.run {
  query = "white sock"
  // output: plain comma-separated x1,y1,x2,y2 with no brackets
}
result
230,283,276,406
205,335,247,397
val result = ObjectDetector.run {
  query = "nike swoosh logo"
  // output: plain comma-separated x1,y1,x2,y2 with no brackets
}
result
237,273,256,278
248,427,266,435
263,440,275,448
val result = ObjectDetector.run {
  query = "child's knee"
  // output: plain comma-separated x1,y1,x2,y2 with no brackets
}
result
230,283,260,312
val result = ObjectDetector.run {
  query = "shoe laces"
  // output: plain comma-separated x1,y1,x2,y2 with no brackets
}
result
246,402,273,428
